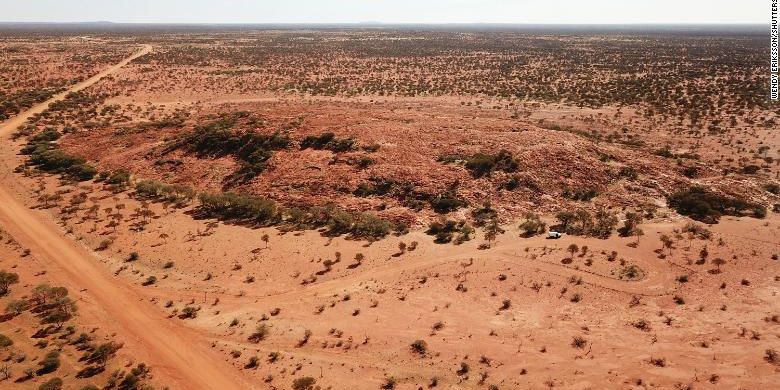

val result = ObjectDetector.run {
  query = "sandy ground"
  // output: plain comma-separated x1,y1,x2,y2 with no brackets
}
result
7,168,779,389
0,45,254,390
0,37,778,390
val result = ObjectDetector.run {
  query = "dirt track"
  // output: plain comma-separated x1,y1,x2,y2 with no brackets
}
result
0,45,254,390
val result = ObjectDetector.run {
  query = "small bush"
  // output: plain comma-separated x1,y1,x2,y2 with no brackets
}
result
37,351,61,375
464,150,518,177
292,376,317,390
38,377,63,390
0,333,13,348
410,340,428,355
571,336,588,349
248,324,269,343
300,132,356,153
429,193,466,214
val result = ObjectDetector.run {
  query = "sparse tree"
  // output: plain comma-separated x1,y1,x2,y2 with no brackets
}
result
634,228,644,245
0,271,19,295
660,234,674,255
484,220,504,248
711,257,727,272
567,244,579,259
519,213,546,237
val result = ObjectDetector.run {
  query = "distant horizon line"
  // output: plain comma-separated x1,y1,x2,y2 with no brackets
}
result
0,21,766,26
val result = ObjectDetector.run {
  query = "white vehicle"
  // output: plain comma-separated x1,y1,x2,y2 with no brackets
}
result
548,231,563,239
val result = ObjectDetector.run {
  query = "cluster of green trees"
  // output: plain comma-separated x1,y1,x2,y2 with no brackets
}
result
0,87,62,120
354,178,467,214
171,114,290,183
668,186,766,223
561,187,599,202
519,213,547,237
197,192,392,239
135,180,195,207
45,91,104,114
617,211,643,237
426,219,474,244
429,192,466,214
108,362,152,390
504,174,541,192
555,208,618,238
5,283,77,330
198,192,278,224
440,150,519,178
353,178,396,197
21,128,96,181
285,204,392,239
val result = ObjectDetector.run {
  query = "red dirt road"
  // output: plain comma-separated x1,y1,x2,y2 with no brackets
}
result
0,45,254,390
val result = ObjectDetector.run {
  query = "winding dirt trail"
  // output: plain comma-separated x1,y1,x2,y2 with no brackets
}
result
0,45,254,390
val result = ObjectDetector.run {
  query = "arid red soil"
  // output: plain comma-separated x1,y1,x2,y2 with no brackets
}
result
0,28,778,390
0,45,251,390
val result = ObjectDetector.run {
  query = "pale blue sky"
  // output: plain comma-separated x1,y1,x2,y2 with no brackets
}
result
0,0,767,24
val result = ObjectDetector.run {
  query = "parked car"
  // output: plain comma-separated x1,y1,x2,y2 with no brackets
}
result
547,231,563,239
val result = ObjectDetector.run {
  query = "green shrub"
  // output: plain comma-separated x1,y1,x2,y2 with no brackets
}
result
300,132,356,152
471,203,499,227
618,166,638,180
37,351,61,375
248,324,269,343
519,213,546,237
106,170,131,187
351,213,391,239
410,340,428,355
562,187,599,201
292,377,317,390
38,377,63,390
464,150,518,177
0,333,13,348
430,193,466,214
354,179,395,197
30,128,61,143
